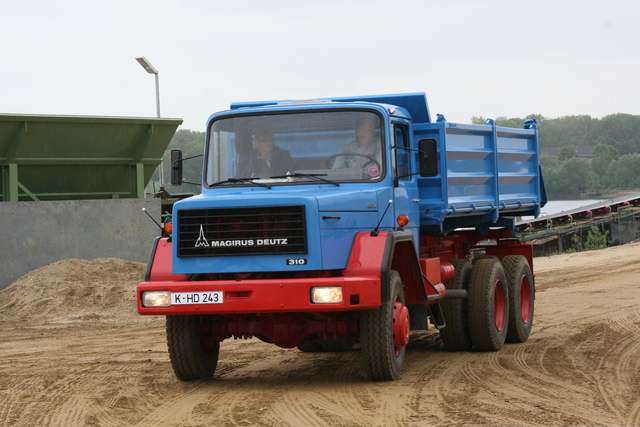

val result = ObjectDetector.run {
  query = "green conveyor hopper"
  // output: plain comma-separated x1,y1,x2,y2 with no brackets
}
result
0,114,182,201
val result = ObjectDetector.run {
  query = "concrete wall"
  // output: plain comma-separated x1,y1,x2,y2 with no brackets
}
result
0,198,162,290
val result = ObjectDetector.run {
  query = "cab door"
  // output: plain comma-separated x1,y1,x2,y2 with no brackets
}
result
392,121,420,245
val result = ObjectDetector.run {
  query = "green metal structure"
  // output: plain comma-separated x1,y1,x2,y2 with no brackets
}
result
0,114,182,201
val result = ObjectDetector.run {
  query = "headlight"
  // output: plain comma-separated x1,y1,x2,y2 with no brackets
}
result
311,286,342,304
142,291,171,307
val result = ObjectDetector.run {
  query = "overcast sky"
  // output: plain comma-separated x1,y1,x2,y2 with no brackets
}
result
1,0,638,131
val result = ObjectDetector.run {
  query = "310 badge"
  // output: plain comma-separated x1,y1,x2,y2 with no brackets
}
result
287,259,307,265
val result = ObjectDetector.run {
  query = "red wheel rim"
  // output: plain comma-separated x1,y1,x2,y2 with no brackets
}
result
392,296,410,356
493,280,506,331
520,275,531,323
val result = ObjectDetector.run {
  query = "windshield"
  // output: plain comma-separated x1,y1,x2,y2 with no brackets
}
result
205,110,384,187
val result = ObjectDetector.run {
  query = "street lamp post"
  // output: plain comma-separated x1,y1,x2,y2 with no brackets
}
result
135,56,161,118
135,56,164,190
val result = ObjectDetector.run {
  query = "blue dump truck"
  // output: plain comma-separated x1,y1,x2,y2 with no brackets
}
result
137,93,546,381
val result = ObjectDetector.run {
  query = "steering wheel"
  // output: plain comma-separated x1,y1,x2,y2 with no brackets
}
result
325,153,382,178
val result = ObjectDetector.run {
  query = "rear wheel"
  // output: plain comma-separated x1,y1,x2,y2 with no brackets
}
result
472,255,498,264
439,259,473,351
360,270,409,381
166,315,220,381
502,255,535,343
468,258,509,351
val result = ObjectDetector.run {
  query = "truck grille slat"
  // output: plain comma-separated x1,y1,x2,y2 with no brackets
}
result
177,205,307,257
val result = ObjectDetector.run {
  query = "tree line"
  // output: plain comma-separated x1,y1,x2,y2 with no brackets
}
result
149,113,640,199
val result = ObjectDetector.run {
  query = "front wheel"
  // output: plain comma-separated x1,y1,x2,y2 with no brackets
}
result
166,315,220,381
360,270,409,381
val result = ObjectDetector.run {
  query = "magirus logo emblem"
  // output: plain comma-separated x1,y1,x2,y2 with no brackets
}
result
195,225,209,247
193,224,288,248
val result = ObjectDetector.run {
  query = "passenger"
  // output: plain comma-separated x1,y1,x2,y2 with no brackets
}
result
331,116,382,169
237,130,295,178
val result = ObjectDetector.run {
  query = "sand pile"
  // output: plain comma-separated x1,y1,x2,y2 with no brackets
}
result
0,258,146,325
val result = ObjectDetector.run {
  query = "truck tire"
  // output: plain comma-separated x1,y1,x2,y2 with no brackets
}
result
360,270,409,381
502,255,535,343
166,315,219,381
472,255,498,264
468,258,509,351
439,259,473,351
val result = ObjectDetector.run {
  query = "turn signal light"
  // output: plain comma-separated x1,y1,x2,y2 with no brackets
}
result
163,222,173,233
397,215,409,227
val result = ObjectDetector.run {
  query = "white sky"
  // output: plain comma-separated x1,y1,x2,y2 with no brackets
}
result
1,0,639,131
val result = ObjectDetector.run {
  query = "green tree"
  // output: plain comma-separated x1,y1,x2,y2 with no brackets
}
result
539,152,558,170
555,157,599,198
590,143,619,184
604,153,640,189
495,116,524,128
525,113,545,123
570,225,611,252
596,113,640,155
538,115,595,148
584,225,611,251
540,167,561,199
557,145,577,163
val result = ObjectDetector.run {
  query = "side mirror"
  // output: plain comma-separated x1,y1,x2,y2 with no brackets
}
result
419,139,438,177
170,149,183,185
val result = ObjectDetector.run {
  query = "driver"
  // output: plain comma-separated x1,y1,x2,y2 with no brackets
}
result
331,116,382,169
236,130,295,178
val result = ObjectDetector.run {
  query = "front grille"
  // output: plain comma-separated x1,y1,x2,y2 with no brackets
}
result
177,205,307,257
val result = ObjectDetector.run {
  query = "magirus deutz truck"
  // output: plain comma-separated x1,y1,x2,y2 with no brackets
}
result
137,93,546,381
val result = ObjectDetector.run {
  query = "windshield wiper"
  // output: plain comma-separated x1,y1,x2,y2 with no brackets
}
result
210,178,272,189
270,173,339,186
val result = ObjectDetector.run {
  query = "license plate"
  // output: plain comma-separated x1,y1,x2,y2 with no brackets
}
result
171,291,223,305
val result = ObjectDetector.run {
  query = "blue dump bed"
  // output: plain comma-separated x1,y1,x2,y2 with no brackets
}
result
416,117,545,233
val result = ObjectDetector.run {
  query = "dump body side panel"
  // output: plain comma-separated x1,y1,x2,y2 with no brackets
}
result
415,119,543,233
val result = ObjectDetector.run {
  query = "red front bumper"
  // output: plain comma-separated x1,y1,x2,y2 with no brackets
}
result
137,276,382,315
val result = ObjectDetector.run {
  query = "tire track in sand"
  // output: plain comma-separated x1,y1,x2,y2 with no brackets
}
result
595,308,640,427
0,330,166,427
225,349,374,427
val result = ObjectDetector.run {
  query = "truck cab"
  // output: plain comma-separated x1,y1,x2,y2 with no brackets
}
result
174,96,423,274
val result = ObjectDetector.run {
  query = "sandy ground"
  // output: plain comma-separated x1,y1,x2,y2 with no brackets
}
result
0,243,639,427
